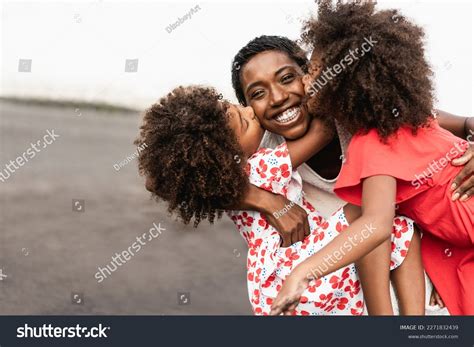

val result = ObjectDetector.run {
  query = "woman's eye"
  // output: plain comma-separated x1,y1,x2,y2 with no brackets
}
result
281,74,295,83
251,90,264,99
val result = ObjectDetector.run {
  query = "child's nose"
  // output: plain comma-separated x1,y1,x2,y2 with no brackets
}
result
241,106,255,119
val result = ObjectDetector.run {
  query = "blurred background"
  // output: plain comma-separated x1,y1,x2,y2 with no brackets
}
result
0,0,472,314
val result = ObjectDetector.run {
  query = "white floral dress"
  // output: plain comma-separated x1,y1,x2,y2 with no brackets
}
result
228,143,413,315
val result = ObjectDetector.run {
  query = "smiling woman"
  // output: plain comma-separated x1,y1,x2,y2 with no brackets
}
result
232,38,311,140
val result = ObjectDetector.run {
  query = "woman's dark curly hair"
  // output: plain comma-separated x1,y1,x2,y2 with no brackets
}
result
134,86,248,227
302,0,435,140
232,35,309,105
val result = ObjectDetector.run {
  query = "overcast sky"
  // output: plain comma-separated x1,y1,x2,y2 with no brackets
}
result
1,0,472,116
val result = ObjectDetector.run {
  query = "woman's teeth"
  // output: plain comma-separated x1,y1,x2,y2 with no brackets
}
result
274,107,300,124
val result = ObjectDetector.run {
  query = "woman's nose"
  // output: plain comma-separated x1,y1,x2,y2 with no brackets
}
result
269,86,288,107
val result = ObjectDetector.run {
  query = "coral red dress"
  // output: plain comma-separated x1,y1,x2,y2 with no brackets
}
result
334,120,474,315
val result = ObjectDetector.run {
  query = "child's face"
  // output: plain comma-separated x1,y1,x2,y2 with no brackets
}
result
226,104,264,158
240,50,311,140
302,50,325,116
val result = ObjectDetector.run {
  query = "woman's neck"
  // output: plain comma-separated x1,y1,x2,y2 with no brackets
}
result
305,136,342,180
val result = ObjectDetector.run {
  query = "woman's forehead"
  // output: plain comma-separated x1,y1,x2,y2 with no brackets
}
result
241,51,301,84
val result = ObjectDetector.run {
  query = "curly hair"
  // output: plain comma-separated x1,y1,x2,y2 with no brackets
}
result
134,86,248,227
231,35,309,105
302,0,435,140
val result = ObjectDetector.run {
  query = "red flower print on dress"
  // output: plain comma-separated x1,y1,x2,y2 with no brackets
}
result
312,215,329,230
350,300,364,315
241,212,254,227
257,159,268,179
314,293,334,310
303,200,316,212
262,274,275,288
258,215,269,230
335,221,348,233
283,248,300,267
312,228,325,243
400,240,411,258
332,297,349,310
252,289,260,305
255,268,262,283
329,275,345,290
341,267,350,281
308,279,323,293
275,146,289,158
393,218,409,239
344,279,361,298
229,144,365,315
269,163,291,182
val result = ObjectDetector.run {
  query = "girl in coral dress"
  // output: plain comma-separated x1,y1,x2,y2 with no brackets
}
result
271,1,473,315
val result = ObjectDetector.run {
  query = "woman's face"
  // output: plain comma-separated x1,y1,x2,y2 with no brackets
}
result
240,50,311,140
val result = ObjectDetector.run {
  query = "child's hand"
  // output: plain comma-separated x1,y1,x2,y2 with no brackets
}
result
429,286,445,308
270,273,309,316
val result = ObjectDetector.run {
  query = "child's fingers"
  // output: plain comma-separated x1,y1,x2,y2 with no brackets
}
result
270,300,285,316
287,302,299,315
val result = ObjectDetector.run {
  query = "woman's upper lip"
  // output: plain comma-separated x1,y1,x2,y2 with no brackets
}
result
268,104,300,120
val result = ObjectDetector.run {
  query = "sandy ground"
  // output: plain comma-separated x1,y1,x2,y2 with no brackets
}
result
0,101,448,315
0,101,250,314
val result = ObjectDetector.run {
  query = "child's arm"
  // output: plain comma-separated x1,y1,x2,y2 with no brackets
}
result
286,117,335,168
270,175,397,315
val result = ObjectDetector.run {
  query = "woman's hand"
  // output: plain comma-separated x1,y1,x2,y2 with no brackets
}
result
263,193,310,247
270,272,309,315
451,144,474,202
429,286,445,308
240,185,310,247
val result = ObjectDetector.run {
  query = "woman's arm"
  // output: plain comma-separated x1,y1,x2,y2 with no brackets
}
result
286,117,335,168
146,174,310,246
436,110,474,201
270,175,397,315
436,109,473,138
236,184,310,246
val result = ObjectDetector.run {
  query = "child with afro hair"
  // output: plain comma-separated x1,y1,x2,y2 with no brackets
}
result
270,0,473,316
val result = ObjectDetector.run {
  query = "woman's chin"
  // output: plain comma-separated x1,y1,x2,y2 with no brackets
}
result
279,120,310,140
